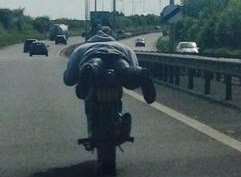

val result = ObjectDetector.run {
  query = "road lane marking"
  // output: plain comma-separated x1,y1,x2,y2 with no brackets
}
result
125,89,241,153
56,47,67,57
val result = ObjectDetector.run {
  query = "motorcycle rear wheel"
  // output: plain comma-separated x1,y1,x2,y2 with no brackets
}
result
97,143,116,176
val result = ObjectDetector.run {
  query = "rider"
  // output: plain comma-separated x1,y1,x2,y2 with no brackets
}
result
63,26,156,140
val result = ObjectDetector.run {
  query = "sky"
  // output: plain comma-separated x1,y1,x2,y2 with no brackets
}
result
0,0,180,20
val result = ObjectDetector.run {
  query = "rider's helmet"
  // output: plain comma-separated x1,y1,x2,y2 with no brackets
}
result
96,24,103,31
101,26,112,36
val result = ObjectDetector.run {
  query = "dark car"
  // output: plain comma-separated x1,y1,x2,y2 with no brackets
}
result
23,39,37,53
55,35,67,45
135,38,146,47
29,41,48,57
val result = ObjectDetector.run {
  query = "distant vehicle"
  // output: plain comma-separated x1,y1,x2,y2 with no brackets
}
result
155,26,161,30
55,35,67,45
89,11,112,38
49,24,69,41
135,38,146,47
29,41,48,57
176,42,199,54
23,39,37,53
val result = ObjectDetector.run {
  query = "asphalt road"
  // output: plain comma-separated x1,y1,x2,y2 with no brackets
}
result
0,33,241,177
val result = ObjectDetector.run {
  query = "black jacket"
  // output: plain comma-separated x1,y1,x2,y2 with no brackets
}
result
64,31,139,86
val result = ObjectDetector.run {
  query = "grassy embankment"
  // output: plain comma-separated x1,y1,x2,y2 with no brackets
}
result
0,31,45,48
156,35,241,58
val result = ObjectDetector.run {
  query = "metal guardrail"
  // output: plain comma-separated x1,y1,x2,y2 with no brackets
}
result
62,41,241,106
136,51,241,102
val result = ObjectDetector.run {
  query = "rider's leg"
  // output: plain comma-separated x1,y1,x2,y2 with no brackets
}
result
76,58,104,100
119,66,156,104
84,99,95,138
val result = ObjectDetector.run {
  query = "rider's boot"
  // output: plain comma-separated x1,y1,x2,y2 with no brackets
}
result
121,113,131,138
115,113,132,143
139,68,156,104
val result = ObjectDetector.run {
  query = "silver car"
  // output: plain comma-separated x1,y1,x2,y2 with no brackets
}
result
176,42,199,54
135,38,146,47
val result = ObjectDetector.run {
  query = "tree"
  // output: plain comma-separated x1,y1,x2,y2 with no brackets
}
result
0,9,14,30
215,0,241,48
177,0,241,50
33,16,51,33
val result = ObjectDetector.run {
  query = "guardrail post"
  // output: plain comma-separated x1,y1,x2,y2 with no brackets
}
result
225,75,232,100
163,65,168,82
188,68,195,89
204,71,212,95
153,63,162,80
216,73,221,82
169,66,174,84
174,66,180,86
140,61,146,68
149,63,154,75
148,62,152,71
196,69,202,78
158,64,163,80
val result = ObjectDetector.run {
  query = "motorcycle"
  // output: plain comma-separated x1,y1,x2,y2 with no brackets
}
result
77,58,135,176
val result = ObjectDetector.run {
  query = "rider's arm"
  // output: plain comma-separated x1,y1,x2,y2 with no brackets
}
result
63,53,80,86
127,48,139,66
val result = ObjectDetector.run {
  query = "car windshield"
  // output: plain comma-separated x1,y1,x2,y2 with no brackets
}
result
1,1,241,177
27,40,34,42
136,38,144,41
179,43,196,49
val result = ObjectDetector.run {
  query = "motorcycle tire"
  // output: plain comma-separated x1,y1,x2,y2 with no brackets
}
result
97,143,116,176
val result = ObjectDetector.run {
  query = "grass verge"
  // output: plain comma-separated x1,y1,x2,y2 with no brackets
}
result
0,31,45,48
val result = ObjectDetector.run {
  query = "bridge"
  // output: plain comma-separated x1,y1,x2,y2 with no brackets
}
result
0,33,241,177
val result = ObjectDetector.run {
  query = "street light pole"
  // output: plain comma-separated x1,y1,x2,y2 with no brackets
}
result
95,0,97,11
85,0,89,41
112,0,116,31
169,0,176,52
113,0,116,12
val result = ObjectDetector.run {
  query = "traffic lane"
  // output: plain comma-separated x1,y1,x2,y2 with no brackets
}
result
150,81,241,141
119,94,241,177
0,36,83,62
0,33,150,177
0,36,89,177
31,92,241,177
0,66,92,177
2,33,241,177
120,32,161,51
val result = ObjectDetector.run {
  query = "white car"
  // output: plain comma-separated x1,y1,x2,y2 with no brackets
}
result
135,38,146,47
176,42,199,54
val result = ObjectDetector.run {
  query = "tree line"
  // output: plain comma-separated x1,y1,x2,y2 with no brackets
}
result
176,0,241,56
0,8,160,47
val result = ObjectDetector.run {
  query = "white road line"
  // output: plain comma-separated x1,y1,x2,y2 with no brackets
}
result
56,47,66,57
125,89,241,153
